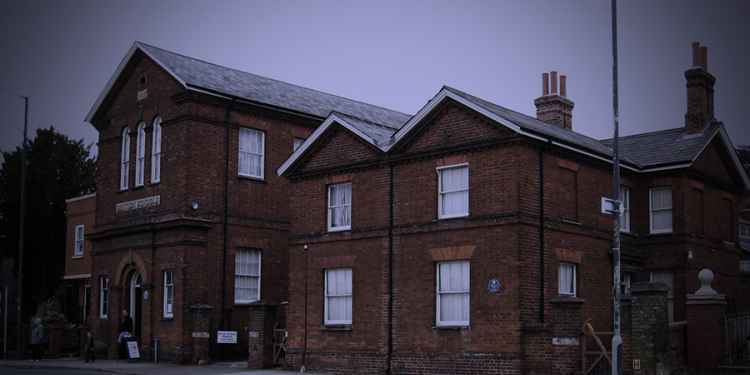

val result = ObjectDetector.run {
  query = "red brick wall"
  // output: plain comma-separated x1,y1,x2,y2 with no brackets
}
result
65,194,96,278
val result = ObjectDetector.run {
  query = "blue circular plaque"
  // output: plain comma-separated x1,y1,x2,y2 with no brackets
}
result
487,278,502,293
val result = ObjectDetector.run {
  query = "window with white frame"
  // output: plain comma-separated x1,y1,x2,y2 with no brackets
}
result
327,183,352,231
650,187,673,233
163,271,174,318
650,271,674,322
99,276,109,318
437,164,469,219
620,186,630,233
436,260,470,327
238,128,264,179
151,117,162,183
74,224,84,257
324,268,352,325
135,122,146,187
739,222,750,251
558,262,577,297
293,137,305,152
234,249,261,303
120,127,130,190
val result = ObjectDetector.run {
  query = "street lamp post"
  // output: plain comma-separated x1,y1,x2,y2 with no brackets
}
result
16,96,28,360
610,1,623,375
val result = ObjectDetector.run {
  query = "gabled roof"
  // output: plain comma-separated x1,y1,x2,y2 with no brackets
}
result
86,42,410,127
600,123,719,168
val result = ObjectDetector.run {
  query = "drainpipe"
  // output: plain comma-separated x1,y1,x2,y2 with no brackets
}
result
220,99,235,331
538,143,547,323
386,163,395,373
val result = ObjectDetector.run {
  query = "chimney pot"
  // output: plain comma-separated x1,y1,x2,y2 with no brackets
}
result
699,46,708,70
560,75,567,97
550,71,558,94
684,42,716,134
542,73,550,96
692,42,700,66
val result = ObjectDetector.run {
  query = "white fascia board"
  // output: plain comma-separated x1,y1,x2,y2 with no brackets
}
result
85,42,189,123
277,114,383,176
65,192,96,203
63,273,92,280
639,163,692,173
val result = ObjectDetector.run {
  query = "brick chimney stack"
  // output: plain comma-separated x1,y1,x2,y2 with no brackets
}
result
685,42,716,134
534,71,574,130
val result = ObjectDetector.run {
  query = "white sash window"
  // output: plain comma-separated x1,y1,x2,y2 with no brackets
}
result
151,117,162,183
650,187,673,233
327,183,352,231
436,261,470,327
235,249,261,303
135,122,146,187
99,276,109,318
558,262,577,297
238,128,265,179
74,224,84,257
620,186,630,233
163,271,174,318
120,128,130,190
438,164,469,219
324,268,352,325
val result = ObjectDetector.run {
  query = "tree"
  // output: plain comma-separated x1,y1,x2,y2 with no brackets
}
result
0,127,95,318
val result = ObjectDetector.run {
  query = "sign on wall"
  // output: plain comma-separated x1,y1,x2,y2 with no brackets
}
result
116,195,160,214
216,330,238,344
487,278,502,293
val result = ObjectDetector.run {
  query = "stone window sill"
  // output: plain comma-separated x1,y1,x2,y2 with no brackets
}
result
550,296,585,304
561,219,582,226
433,325,470,331
238,175,266,184
321,325,352,332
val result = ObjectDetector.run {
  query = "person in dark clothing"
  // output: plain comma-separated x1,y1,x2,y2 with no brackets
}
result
117,310,133,359
29,317,44,361
83,328,96,363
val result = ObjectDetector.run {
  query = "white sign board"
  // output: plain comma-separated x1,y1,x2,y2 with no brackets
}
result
601,197,620,215
116,195,160,214
126,340,141,359
216,330,238,344
552,337,579,346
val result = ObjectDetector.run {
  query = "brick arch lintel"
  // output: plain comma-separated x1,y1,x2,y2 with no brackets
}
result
113,251,149,287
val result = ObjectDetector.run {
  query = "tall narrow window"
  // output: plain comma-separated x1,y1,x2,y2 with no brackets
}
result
151,117,162,183
120,127,130,190
99,276,109,318
74,224,84,257
650,187,673,233
235,249,261,303
135,122,146,187
558,262,577,297
324,268,353,325
436,261,470,327
163,271,174,318
327,183,352,231
437,164,469,219
238,128,264,179
620,186,630,233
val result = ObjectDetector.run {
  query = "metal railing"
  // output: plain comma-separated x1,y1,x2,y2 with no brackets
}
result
724,312,750,365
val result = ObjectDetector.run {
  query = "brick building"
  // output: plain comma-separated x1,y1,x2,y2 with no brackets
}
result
62,193,96,324
66,41,749,372
73,41,409,363
277,42,750,374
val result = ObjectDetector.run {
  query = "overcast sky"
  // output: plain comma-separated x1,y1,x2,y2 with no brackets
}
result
1,0,748,158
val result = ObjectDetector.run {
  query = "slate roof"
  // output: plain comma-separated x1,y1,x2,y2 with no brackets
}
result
330,112,399,148
136,42,410,128
600,123,719,168
441,86,640,167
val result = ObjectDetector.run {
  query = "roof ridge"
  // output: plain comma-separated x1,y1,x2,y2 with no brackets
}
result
135,41,412,120
600,127,686,142
330,111,401,131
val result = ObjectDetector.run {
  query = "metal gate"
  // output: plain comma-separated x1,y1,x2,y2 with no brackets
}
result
724,312,750,365
582,322,612,375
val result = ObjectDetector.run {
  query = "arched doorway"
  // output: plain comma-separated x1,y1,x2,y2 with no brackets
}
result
126,271,143,340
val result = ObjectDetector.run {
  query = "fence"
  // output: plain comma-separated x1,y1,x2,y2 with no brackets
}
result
724,312,750,365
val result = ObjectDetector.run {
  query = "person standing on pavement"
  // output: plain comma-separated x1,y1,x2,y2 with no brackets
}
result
29,316,44,361
117,309,133,359
83,327,96,363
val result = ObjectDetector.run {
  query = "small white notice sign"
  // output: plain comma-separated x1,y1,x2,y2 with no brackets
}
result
552,337,579,346
126,340,141,359
216,330,238,344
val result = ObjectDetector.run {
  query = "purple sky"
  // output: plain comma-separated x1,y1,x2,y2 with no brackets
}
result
1,0,748,158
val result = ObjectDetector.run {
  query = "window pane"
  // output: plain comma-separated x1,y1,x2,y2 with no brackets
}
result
651,188,672,210
328,184,351,229
439,293,469,322
558,263,576,296
652,211,672,231
325,268,352,324
440,166,468,192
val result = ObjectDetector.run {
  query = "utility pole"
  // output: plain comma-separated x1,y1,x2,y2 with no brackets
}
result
16,96,28,360
610,1,623,375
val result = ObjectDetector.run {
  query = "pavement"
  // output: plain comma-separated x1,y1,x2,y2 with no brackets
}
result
0,358,319,375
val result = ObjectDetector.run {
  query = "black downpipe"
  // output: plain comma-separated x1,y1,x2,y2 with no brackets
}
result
220,99,235,331
386,163,395,373
538,144,546,323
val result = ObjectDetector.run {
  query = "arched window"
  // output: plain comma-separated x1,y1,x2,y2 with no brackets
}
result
135,122,146,186
151,117,162,183
120,127,130,190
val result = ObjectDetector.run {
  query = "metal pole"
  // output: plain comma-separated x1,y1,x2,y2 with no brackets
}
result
610,1,623,375
16,96,28,360
3,285,8,359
